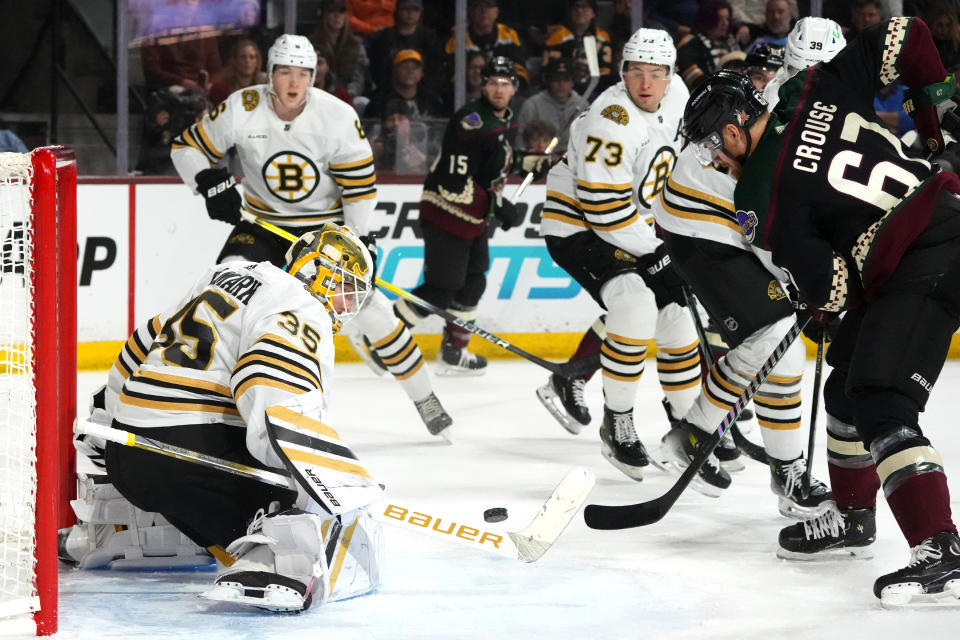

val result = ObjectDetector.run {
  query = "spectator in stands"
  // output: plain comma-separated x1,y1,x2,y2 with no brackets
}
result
208,38,266,105
444,0,529,90
367,0,443,94
0,125,28,153
499,3,567,60
517,57,580,152
542,1,614,98
676,1,741,90
740,0,795,50
141,34,221,93
347,0,395,38
371,98,429,175
310,0,370,102
521,118,558,155
927,0,960,72
364,49,447,120
315,52,356,107
874,80,915,136
846,0,884,39
729,0,798,27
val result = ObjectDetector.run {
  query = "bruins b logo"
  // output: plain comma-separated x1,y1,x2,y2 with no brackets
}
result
262,151,319,203
638,145,676,208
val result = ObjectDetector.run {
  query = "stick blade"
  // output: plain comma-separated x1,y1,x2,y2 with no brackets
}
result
583,499,668,530
509,467,595,562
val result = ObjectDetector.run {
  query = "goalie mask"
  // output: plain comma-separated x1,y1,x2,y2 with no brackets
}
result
285,223,373,333
267,34,318,97
682,70,768,166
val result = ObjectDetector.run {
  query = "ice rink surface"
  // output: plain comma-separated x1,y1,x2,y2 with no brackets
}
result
49,358,960,639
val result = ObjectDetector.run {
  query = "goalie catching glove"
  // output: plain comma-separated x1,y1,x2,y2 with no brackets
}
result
195,167,242,225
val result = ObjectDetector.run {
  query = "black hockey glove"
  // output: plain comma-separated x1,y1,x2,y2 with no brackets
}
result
195,167,241,225
638,244,687,308
493,198,524,230
793,298,841,343
516,152,552,180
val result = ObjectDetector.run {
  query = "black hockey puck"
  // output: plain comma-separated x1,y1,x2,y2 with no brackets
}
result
483,507,508,523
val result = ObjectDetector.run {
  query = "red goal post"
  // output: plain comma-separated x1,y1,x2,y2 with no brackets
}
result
0,146,77,636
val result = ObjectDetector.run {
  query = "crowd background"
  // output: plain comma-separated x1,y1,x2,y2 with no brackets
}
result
2,0,959,174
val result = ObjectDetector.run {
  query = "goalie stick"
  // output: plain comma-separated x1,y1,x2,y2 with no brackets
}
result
680,287,767,464
582,317,810,530
513,34,601,200
243,213,597,378
77,420,595,563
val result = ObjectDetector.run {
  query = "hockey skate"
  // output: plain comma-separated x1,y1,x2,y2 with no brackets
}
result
769,456,834,519
777,506,876,561
201,507,326,613
414,392,453,443
660,399,743,471
598,406,649,481
435,342,487,376
653,420,731,497
536,374,591,434
874,531,960,608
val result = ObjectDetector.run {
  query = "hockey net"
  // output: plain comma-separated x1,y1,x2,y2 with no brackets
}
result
0,147,77,636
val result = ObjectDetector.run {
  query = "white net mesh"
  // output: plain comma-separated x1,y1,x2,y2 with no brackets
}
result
0,152,39,619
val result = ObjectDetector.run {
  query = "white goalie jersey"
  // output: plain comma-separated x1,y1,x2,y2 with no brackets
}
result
105,261,335,470
170,85,376,234
540,76,687,258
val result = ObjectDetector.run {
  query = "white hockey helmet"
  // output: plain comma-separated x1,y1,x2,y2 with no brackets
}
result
784,17,846,72
267,34,318,88
285,223,373,333
621,28,676,73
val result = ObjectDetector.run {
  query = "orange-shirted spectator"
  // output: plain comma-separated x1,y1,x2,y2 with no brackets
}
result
347,0,396,37
208,38,266,105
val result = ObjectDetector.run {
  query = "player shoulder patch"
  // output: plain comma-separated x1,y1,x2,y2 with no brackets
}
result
613,248,637,263
242,89,259,111
736,209,759,243
767,280,786,301
461,112,483,130
601,104,629,126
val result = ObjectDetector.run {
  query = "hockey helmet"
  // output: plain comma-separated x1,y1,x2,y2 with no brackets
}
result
267,34,317,92
482,55,519,88
285,223,373,333
784,17,846,72
621,28,676,74
682,69,768,165
744,43,785,74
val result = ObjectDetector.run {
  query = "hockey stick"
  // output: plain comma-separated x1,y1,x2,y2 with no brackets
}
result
77,420,595,563
802,331,826,500
582,317,810,530
243,213,596,378
680,287,767,463
513,34,600,200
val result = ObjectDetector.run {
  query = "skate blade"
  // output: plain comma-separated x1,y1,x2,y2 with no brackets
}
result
719,457,746,473
652,447,725,498
535,384,586,435
200,582,306,613
777,497,837,521
879,580,960,609
776,545,874,562
600,444,644,482
434,426,453,445
347,334,386,377
434,362,486,377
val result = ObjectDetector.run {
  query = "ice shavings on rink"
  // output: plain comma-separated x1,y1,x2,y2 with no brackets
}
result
55,361,960,640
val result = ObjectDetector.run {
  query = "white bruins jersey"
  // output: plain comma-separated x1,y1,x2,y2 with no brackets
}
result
762,70,789,110
540,76,688,258
171,86,376,233
105,261,335,468
654,144,790,282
